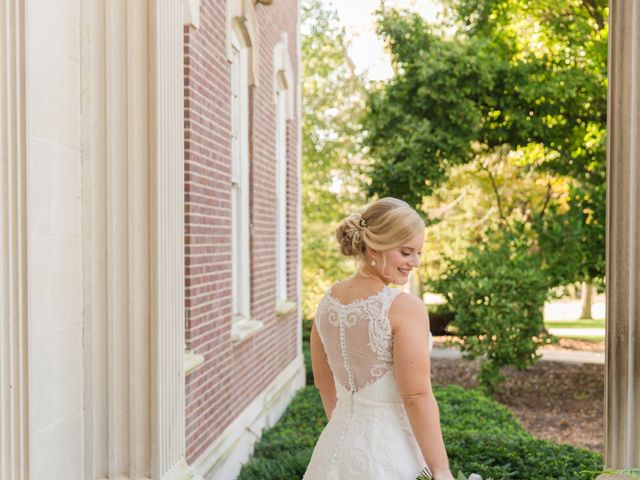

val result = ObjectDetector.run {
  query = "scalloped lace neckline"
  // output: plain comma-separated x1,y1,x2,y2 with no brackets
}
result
326,284,391,307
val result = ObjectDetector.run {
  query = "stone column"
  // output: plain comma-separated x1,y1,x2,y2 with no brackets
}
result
605,0,640,467
0,1,29,479
81,1,191,478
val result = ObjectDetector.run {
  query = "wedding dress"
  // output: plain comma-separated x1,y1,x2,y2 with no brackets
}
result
303,282,434,480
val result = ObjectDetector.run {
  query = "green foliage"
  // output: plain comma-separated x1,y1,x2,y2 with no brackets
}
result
427,226,556,394
237,387,322,480
237,384,602,480
364,0,607,284
436,384,529,440
301,0,369,320
443,432,602,480
361,0,608,393
532,182,606,287
596,470,640,479
364,9,498,212
420,146,572,284
302,319,313,384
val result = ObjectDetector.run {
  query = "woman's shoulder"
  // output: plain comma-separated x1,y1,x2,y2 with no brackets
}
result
388,291,429,330
389,290,424,309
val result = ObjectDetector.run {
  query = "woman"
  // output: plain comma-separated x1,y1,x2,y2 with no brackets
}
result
303,197,455,480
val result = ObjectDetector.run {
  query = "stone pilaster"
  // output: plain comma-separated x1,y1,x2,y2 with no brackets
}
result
81,1,189,478
605,0,640,467
0,1,29,479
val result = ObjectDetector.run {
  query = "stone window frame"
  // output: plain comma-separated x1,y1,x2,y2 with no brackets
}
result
273,32,296,318
226,0,259,86
228,2,263,345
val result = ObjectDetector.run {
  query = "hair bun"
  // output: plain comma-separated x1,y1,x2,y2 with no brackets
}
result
335,214,365,257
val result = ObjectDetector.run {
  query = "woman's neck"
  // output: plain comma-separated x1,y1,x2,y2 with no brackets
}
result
355,266,388,287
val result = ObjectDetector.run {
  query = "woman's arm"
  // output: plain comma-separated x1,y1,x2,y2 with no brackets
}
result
310,320,337,420
391,293,454,480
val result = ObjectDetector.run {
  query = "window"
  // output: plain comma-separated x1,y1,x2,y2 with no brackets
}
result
230,28,262,342
273,33,295,317
275,86,288,306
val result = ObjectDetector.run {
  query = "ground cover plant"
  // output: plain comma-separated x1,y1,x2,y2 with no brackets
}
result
237,382,602,480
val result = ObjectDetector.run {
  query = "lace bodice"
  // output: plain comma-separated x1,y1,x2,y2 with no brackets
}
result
314,283,433,394
305,282,435,479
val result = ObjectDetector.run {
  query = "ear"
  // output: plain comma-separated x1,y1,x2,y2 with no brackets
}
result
366,247,378,257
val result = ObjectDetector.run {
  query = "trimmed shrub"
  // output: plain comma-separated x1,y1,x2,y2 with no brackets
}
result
436,385,528,441
237,384,602,480
445,432,601,480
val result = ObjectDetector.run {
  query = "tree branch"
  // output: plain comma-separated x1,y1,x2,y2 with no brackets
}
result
538,181,553,219
581,0,605,31
479,162,511,230
430,191,467,219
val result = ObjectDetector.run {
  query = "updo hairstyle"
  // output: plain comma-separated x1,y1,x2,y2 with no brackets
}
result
335,197,425,263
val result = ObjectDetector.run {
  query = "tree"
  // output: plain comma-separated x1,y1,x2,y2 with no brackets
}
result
363,0,607,284
301,0,368,320
362,0,608,391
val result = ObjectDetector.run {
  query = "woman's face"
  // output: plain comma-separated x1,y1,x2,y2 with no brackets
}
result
373,232,425,285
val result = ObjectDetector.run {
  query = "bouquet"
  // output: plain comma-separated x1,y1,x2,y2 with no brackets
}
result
417,468,486,480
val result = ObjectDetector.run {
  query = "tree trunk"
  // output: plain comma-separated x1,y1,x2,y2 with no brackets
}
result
409,269,424,300
580,281,593,319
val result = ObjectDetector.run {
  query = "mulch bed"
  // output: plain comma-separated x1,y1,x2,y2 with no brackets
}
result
430,337,604,454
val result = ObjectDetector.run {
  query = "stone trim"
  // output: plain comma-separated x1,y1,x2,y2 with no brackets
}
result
183,0,201,29
276,299,296,317
227,0,260,86
273,31,294,119
184,350,205,375
231,317,265,345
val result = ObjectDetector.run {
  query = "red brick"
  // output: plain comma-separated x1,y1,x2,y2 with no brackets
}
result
184,0,300,464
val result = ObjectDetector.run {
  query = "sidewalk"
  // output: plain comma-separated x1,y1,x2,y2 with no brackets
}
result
431,346,604,365
547,327,605,337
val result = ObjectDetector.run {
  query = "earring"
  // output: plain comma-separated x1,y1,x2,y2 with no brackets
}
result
371,258,376,267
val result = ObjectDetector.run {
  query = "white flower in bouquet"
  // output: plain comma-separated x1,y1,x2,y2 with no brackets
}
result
416,468,488,480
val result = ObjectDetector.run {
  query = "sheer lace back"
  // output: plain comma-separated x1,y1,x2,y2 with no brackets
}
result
314,283,403,393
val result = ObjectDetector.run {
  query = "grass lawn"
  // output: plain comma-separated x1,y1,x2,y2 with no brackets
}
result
544,318,605,342
563,335,605,342
544,319,605,329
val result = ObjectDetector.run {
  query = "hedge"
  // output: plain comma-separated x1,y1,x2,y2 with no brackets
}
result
237,384,602,480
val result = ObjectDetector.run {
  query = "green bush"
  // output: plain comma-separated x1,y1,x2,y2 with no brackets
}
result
237,384,602,480
436,385,528,441
445,432,601,480
427,226,556,394
302,319,313,384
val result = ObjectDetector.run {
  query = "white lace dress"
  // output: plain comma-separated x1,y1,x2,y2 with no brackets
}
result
303,283,434,480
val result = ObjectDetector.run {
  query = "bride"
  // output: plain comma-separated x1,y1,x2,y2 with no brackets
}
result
303,197,456,480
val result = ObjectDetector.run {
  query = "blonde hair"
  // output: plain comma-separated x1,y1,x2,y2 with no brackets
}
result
335,197,425,265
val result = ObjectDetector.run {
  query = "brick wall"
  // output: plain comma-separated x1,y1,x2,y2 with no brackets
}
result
183,0,300,463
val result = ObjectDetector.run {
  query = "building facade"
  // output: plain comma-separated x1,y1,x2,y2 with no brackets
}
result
183,0,304,477
0,0,303,479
